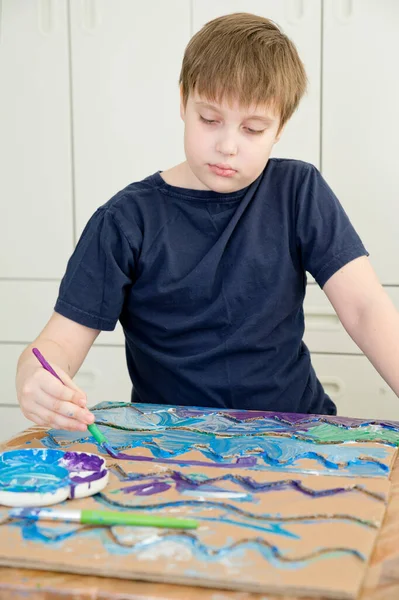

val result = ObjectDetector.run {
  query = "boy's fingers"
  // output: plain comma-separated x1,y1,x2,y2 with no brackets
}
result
56,370,87,406
33,389,94,425
29,406,88,432
37,371,86,406
54,366,86,396
24,412,47,427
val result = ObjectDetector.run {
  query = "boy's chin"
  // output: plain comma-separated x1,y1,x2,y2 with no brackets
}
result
204,172,249,194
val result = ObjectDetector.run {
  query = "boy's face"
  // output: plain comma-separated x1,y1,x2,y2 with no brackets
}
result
180,92,283,193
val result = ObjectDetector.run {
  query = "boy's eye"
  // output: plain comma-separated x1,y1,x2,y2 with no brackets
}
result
200,116,218,124
245,127,264,135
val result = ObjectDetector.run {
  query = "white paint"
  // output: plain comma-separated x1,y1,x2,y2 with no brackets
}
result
138,540,192,562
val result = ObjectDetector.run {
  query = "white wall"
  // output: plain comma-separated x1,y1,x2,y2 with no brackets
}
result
1,0,399,441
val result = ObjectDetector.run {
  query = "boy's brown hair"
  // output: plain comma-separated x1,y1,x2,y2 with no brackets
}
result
179,12,307,132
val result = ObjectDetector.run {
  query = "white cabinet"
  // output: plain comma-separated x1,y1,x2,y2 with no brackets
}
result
322,0,399,284
69,0,191,238
0,281,124,345
192,0,321,167
0,408,33,444
0,281,60,343
0,0,73,278
73,346,131,407
311,354,399,421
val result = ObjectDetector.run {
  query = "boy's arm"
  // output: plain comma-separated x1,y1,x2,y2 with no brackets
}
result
16,312,100,430
322,256,399,397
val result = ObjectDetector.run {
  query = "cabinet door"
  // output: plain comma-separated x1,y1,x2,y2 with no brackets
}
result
0,408,33,443
70,0,191,237
311,354,399,421
73,346,131,406
0,281,124,346
0,0,73,278
192,0,321,167
323,0,399,284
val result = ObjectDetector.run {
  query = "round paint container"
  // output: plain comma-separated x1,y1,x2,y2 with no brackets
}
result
0,448,109,507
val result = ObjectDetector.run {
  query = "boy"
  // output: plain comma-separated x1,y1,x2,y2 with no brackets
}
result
16,13,399,432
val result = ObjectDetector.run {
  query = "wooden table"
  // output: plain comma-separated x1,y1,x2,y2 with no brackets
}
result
1,431,399,600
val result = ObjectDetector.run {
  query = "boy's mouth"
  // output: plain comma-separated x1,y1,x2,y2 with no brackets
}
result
208,163,237,177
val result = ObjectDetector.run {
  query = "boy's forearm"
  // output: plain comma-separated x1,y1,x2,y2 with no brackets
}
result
346,295,399,397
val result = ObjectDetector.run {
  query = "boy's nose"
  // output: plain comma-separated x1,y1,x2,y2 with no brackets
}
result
216,138,238,157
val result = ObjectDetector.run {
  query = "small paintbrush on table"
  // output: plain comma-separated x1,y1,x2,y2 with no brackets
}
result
10,507,198,529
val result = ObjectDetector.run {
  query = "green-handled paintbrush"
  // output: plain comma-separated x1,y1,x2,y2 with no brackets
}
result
10,507,198,529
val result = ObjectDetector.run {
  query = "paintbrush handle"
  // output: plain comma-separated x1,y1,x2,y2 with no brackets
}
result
32,348,108,443
10,507,198,530
80,509,198,529
32,348,64,384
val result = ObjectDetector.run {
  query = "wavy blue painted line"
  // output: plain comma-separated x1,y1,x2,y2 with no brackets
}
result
95,494,377,528
8,519,365,566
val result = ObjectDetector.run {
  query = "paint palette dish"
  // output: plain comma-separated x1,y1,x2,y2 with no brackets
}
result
0,448,108,507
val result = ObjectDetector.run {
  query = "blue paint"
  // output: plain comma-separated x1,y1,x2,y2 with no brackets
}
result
0,464,69,494
0,450,70,494
84,401,399,432
7,518,365,567
0,449,107,495
15,520,82,548
194,515,300,538
44,424,390,477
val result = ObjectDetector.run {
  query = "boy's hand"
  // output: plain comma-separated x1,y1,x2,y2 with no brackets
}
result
17,365,95,432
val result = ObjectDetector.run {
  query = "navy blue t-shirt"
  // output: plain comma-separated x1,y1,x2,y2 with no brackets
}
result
55,159,368,414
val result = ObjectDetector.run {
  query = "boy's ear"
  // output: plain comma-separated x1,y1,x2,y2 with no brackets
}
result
179,86,186,121
274,123,286,143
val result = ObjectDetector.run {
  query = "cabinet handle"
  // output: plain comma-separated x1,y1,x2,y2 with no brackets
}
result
38,0,55,35
74,368,99,390
284,0,305,25
333,0,354,24
304,307,341,331
318,376,345,399
81,0,101,32
0,0,3,44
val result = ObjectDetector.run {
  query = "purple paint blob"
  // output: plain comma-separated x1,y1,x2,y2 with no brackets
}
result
60,452,107,486
122,482,171,495
69,469,108,485
61,452,105,473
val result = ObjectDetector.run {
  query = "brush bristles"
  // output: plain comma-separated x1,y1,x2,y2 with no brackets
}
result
101,442,118,458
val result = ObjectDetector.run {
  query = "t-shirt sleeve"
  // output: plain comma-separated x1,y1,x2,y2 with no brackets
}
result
296,164,369,288
55,206,140,330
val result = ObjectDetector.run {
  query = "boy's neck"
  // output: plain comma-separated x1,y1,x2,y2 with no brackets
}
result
160,162,208,191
